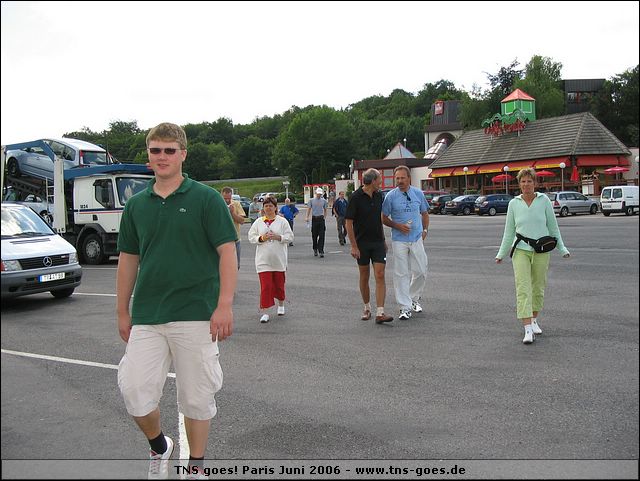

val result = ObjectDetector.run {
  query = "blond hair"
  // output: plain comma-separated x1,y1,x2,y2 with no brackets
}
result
146,122,187,150
517,167,536,182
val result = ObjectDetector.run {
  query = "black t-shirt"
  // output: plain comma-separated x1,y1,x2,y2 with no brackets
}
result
345,187,384,243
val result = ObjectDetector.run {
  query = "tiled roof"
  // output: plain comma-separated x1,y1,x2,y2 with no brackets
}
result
430,112,630,169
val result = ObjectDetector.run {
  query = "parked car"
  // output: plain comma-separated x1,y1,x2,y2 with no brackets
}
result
256,192,278,202
429,194,454,214
232,194,251,215
600,185,639,216
444,195,479,215
3,187,53,224
422,190,450,203
1,202,82,299
545,191,599,216
474,194,513,216
5,138,116,180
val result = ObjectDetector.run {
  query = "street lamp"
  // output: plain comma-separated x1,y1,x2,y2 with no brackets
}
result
463,166,468,194
282,180,290,199
559,162,566,190
503,165,510,194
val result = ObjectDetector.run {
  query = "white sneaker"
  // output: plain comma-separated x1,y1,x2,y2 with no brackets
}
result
411,300,423,313
522,329,535,344
277,305,285,316
531,320,542,335
398,309,412,320
260,314,269,323
148,436,174,479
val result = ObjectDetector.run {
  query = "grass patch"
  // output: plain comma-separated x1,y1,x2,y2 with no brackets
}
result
204,178,302,201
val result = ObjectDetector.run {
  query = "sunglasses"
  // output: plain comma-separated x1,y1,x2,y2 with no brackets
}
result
403,191,411,202
148,147,183,155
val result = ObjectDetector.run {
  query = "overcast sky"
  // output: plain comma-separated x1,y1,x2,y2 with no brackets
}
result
1,1,638,145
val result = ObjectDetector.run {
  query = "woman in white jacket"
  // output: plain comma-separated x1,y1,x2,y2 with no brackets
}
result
248,196,294,323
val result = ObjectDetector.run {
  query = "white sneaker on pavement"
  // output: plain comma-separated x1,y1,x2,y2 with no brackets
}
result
531,319,542,335
148,436,174,480
277,305,285,316
399,309,412,320
522,328,535,344
260,314,270,323
411,300,423,313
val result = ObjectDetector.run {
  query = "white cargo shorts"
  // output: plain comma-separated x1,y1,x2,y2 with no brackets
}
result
118,321,222,420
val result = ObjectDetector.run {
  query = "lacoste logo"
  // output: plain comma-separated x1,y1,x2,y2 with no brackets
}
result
179,208,187,213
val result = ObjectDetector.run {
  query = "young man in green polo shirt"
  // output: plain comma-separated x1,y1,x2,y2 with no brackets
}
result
116,122,238,479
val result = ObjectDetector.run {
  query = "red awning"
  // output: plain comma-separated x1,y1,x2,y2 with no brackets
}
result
430,167,455,177
576,155,623,167
451,166,479,176
533,157,570,169
476,163,506,174
504,160,537,171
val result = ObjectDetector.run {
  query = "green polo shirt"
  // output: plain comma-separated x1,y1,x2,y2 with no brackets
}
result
118,174,238,325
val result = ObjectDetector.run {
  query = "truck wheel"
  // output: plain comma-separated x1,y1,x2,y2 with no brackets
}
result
625,206,633,216
82,233,106,264
602,211,610,216
51,288,75,299
7,158,21,176
589,204,598,214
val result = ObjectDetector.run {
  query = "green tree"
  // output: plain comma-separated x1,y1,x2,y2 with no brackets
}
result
273,106,355,185
234,135,275,178
514,55,564,118
592,65,639,146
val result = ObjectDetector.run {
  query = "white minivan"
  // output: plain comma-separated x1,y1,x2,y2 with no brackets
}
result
600,185,639,216
1,202,82,299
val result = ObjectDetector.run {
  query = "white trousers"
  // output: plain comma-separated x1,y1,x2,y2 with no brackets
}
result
391,240,428,310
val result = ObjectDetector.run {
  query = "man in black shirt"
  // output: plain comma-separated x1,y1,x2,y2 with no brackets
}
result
345,168,393,324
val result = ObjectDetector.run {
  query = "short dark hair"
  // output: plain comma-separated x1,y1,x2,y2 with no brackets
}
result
393,165,411,177
263,196,278,207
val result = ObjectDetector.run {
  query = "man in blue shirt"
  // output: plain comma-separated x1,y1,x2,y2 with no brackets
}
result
332,191,348,246
279,198,299,246
382,165,430,320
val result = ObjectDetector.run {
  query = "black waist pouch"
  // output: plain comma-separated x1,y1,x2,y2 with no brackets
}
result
510,233,557,257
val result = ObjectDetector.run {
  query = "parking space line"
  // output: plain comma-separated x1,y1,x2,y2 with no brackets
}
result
1,349,189,458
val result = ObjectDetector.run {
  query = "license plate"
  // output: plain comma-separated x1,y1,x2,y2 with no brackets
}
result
474,208,480,212
39,272,65,282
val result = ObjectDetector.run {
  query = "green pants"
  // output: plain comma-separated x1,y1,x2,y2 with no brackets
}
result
512,248,551,319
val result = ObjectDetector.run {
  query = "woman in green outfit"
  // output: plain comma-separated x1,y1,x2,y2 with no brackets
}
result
495,167,570,344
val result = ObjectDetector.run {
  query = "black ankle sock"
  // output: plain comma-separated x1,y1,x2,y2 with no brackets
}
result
189,455,204,471
149,432,167,454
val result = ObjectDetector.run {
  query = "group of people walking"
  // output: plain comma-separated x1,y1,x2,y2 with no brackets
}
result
114,122,570,479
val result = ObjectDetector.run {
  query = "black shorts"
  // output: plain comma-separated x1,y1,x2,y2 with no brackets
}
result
356,241,386,266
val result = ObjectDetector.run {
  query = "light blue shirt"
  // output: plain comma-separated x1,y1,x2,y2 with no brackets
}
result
496,192,570,259
382,186,429,242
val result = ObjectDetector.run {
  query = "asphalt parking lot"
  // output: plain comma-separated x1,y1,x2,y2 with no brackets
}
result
1,211,638,479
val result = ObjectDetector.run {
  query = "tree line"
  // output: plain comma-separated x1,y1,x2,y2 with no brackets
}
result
65,55,639,189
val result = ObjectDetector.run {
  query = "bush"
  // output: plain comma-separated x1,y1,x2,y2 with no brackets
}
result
275,192,296,203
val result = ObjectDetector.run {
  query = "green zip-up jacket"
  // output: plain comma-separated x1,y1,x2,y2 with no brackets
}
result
496,192,570,260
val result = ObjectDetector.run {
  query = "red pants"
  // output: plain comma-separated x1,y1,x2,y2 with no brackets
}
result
258,271,286,309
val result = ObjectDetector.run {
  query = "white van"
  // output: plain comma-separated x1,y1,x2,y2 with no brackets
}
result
1,202,82,299
600,185,639,216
